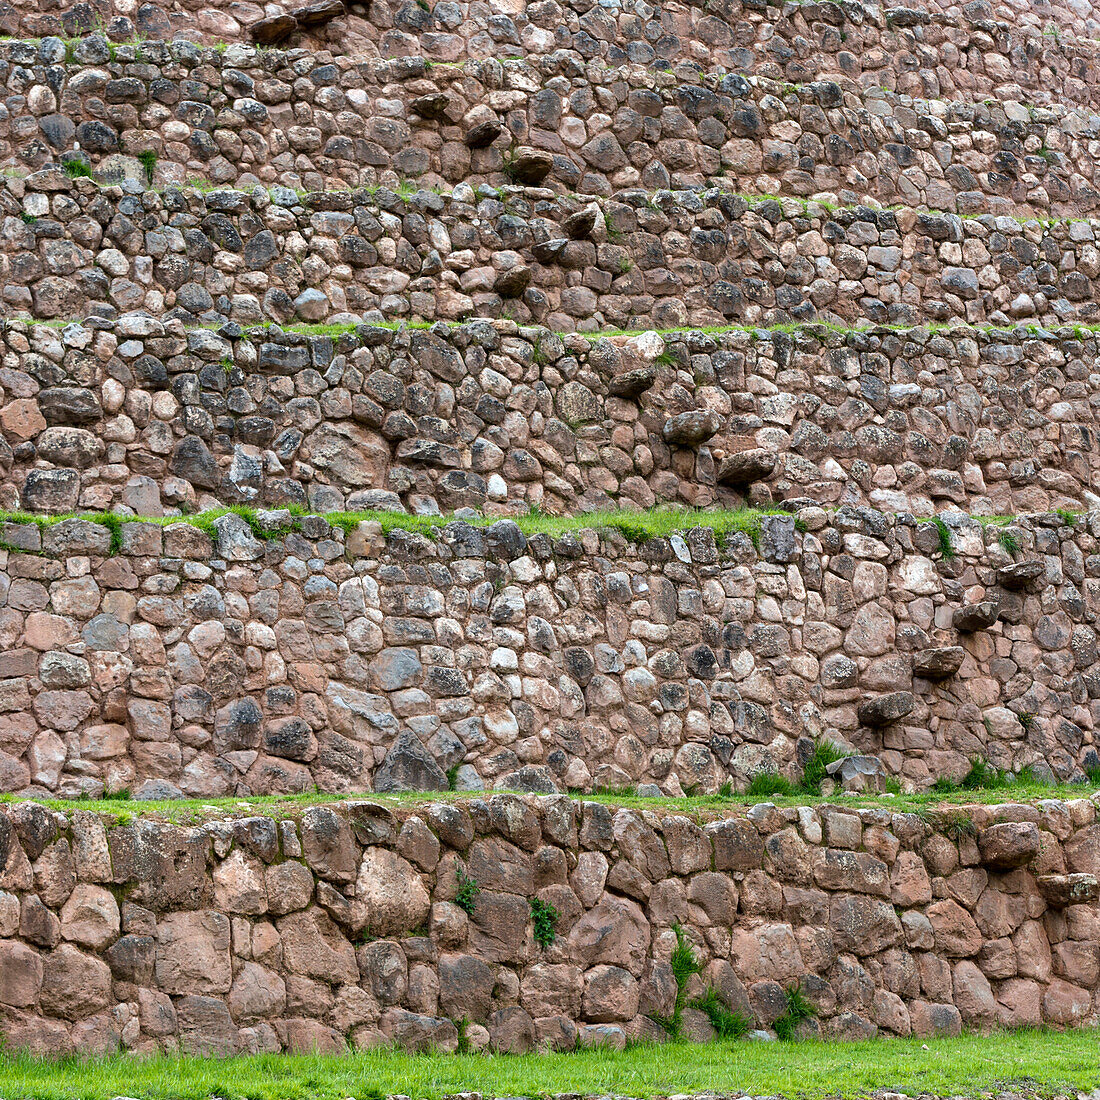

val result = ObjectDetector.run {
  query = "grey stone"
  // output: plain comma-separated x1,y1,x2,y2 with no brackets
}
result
857,692,915,727
374,731,448,793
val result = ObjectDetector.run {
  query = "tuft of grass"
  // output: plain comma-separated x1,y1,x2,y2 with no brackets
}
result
692,986,752,1039
798,739,847,796
745,772,796,797
137,148,158,184
927,516,955,560
773,980,817,1041
653,922,702,1038
62,160,94,179
998,529,1020,555
959,758,1015,791
669,921,702,990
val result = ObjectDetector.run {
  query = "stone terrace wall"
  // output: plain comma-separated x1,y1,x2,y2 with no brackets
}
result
4,319,1100,519
3,41,1093,217
4,0,1099,119
9,173,1100,330
1,507,1100,799
0,794,1096,1055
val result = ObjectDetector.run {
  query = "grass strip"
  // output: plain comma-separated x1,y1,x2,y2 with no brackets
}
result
0,1030,1097,1100
1,774,1095,827
0,504,802,550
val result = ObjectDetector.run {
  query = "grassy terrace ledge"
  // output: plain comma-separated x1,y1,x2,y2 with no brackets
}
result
0,1031,1098,1100
0,502,1065,552
1,773,1099,824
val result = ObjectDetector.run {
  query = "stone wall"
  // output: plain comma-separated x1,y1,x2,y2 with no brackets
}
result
4,317,1100,520
3,39,1094,217
1,506,1099,799
4,0,1099,118
0,794,1096,1055
10,172,1100,331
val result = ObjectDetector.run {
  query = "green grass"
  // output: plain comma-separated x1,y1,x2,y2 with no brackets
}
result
0,505,801,552
10,312,1100,347
0,1030,1098,1099
0,769,1095,828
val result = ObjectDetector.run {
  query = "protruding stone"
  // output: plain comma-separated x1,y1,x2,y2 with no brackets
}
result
716,449,776,486
505,147,553,185
465,120,503,148
952,601,999,632
412,94,451,120
913,647,965,680
607,366,656,398
250,14,297,42
978,823,1040,870
996,561,1044,590
662,410,720,446
857,692,915,727
292,0,345,25
374,731,447,793
824,754,887,793
1036,873,1100,908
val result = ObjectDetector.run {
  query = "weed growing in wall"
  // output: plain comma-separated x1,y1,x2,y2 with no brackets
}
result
454,870,480,916
773,981,817,1040
529,897,558,948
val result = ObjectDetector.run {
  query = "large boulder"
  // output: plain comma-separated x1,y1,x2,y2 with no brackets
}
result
373,731,447,793
352,848,431,936
977,823,1040,871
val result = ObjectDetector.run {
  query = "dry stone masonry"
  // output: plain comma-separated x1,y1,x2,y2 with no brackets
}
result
4,319,1100,520
0,508,1099,799
0,794,1096,1054
4,0,1100,1057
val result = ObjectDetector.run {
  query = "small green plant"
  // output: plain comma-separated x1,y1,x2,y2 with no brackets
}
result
745,772,795,797
1017,711,1037,732
137,149,158,184
998,529,1020,556
445,763,460,790
928,516,955,560
1086,762,1100,785
19,212,36,225
530,897,558,948
1056,509,1078,527
773,981,817,1040
618,256,633,274
692,986,752,1039
454,869,480,916
63,160,94,180
454,1017,469,1054
656,350,677,367
220,356,234,374
717,780,733,798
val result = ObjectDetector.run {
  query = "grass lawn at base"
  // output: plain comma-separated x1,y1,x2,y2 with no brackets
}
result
0,1031,1098,1100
